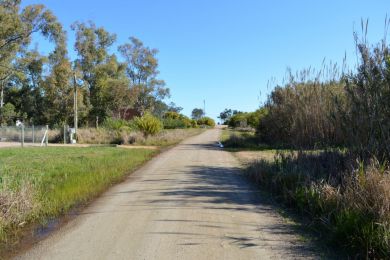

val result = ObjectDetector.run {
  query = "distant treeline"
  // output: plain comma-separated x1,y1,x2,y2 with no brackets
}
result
0,0,176,127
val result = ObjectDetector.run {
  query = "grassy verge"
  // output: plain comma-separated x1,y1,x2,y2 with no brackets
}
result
135,128,205,146
224,129,390,258
220,128,271,151
75,128,205,147
245,152,390,258
0,147,157,251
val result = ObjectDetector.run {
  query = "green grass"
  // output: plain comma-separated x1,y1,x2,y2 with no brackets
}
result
221,128,273,151
0,147,157,247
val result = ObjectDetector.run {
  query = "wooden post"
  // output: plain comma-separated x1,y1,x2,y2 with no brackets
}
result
21,124,24,148
64,124,66,144
32,125,35,144
45,125,49,147
73,74,78,135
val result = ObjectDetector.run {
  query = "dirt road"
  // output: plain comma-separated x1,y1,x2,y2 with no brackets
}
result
16,129,319,260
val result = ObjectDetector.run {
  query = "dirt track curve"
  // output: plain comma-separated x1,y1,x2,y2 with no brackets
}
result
15,129,319,260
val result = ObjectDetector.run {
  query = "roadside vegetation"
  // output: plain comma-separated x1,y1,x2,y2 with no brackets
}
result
222,24,390,258
0,147,157,251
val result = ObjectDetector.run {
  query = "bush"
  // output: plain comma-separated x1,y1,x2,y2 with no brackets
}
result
197,117,215,127
134,113,163,137
228,113,248,128
164,111,181,120
162,118,186,129
341,37,390,161
163,112,194,129
257,78,346,148
102,118,133,131
190,119,198,128
227,109,268,129
246,151,390,258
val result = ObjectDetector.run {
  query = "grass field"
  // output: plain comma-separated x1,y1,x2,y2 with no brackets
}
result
0,147,157,248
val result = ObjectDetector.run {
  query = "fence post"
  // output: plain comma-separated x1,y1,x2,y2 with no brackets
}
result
63,124,66,144
32,125,35,144
21,124,24,148
45,125,49,147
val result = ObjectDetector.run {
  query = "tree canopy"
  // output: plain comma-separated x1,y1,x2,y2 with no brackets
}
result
0,1,174,126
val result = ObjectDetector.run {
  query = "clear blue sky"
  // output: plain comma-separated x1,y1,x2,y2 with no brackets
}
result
22,0,389,120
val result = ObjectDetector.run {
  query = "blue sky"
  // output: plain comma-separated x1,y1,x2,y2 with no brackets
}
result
22,0,390,120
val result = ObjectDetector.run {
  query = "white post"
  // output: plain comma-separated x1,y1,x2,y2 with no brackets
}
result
21,124,24,148
73,74,78,135
0,81,3,108
63,124,66,144
32,125,35,144
45,125,49,147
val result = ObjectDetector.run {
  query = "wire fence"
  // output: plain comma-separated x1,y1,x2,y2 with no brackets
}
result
0,125,48,147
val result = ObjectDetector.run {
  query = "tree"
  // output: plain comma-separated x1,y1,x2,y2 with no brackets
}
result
118,37,170,115
0,102,17,125
0,1,70,125
1,1,65,69
167,102,183,113
218,108,232,123
191,108,204,120
8,49,47,124
72,22,128,122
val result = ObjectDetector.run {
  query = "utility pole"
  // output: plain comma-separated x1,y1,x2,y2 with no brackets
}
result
0,80,4,108
203,99,206,117
73,74,78,134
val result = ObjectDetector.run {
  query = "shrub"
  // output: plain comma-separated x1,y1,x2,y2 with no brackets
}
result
197,117,215,127
164,111,181,120
162,112,193,129
341,37,390,161
134,113,163,137
190,119,198,128
102,118,133,130
162,118,186,129
227,109,268,129
228,113,248,128
246,151,390,258
257,78,346,149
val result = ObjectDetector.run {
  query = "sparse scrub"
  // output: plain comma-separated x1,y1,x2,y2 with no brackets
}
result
341,31,390,161
197,117,215,127
73,128,127,145
102,118,134,131
227,108,268,129
231,26,390,258
162,111,193,129
245,152,390,258
137,128,205,146
258,75,346,149
221,129,268,150
134,113,163,137
76,127,203,146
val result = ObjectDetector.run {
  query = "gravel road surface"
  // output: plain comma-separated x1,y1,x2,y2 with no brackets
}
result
16,129,319,260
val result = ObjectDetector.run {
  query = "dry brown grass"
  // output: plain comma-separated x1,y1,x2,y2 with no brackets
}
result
343,160,390,224
137,128,204,146
0,182,37,241
75,128,204,146
245,151,390,257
